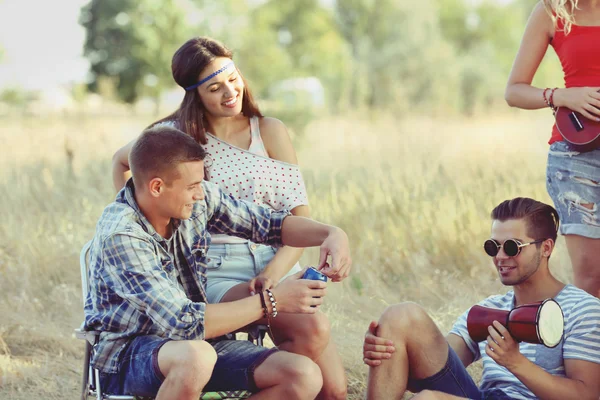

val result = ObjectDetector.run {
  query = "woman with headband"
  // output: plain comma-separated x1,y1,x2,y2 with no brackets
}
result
112,36,347,399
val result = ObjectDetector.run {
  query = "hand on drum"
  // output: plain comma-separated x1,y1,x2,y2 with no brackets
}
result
485,320,525,371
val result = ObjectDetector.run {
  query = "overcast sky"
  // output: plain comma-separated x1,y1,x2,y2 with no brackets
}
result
0,0,89,91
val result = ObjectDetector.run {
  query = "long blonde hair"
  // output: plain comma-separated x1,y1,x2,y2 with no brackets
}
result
543,0,579,34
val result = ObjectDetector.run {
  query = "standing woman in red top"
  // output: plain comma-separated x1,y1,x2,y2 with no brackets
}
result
506,0,600,298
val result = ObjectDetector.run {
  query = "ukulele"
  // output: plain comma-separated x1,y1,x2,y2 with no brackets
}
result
555,106,600,152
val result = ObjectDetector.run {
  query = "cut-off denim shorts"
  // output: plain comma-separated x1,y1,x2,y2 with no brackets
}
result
409,346,510,400
99,335,278,397
205,242,302,304
546,141,600,238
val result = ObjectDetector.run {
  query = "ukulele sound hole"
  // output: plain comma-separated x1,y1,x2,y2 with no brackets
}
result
569,112,584,132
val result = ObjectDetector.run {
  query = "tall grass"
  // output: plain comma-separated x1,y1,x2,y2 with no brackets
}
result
0,111,572,399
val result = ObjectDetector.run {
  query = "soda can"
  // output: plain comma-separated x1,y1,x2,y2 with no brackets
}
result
302,267,328,282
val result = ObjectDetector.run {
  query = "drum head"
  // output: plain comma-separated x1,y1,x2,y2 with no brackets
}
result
538,299,564,348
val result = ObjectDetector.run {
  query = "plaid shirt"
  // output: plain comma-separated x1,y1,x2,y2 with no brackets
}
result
84,179,288,373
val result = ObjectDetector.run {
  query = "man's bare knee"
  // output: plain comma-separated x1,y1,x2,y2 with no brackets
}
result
378,302,435,338
284,356,323,399
257,353,323,399
295,312,331,359
159,340,217,393
321,381,347,400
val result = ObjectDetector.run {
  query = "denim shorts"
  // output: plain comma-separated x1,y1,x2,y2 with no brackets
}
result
205,242,302,303
409,346,509,400
99,335,278,397
546,141,600,238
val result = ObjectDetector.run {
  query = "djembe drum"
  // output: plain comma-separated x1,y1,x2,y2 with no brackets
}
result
467,298,564,348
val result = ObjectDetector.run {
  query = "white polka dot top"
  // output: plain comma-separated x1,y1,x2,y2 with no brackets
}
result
205,116,309,244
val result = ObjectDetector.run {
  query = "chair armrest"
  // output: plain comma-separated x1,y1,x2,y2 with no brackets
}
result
74,328,101,345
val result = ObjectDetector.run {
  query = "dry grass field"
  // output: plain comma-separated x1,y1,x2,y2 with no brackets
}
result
0,110,573,399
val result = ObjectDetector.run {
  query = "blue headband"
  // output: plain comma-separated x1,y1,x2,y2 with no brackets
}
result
185,61,235,91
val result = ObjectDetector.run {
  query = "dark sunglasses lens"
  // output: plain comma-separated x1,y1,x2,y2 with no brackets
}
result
484,240,498,257
503,239,519,257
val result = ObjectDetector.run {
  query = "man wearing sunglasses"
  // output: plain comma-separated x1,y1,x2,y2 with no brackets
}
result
363,197,600,400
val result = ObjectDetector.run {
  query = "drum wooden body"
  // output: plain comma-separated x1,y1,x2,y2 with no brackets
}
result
467,306,509,343
466,298,564,348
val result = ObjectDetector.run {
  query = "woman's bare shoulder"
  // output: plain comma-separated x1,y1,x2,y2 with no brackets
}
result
530,1,554,37
258,117,298,164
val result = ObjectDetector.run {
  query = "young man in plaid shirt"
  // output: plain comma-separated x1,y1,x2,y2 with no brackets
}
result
84,125,352,400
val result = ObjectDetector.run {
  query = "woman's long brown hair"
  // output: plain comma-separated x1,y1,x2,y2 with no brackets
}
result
151,37,262,144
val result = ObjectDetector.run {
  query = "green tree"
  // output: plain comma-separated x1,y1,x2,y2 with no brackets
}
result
80,0,189,112
336,0,462,114
433,0,563,114
238,0,351,112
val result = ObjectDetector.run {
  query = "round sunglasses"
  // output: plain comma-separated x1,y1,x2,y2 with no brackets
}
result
483,238,545,257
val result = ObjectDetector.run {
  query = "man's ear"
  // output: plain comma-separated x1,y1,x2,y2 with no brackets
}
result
148,178,164,197
543,238,555,258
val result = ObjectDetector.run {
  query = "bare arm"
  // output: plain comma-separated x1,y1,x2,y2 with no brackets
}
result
248,205,310,293
280,216,351,282
249,117,311,291
112,139,135,191
510,358,600,400
446,333,475,368
506,2,600,119
487,321,600,400
505,1,554,109
204,270,327,338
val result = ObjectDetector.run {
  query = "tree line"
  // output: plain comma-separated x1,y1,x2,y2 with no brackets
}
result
80,0,561,117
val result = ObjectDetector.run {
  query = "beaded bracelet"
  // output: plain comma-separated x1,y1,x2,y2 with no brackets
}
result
265,289,278,318
548,87,558,114
543,88,550,106
258,291,277,342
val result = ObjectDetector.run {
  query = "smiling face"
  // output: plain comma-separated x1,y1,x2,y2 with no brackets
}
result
196,57,244,117
490,218,544,286
158,161,206,220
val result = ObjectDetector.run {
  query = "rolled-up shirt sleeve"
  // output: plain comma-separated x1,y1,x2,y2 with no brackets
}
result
100,233,206,340
203,181,290,245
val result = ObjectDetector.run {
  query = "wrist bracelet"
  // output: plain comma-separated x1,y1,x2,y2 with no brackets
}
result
258,290,269,319
549,87,558,112
543,88,550,106
258,290,277,343
265,289,278,318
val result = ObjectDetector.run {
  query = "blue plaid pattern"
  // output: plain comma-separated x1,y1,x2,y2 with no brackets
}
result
84,179,287,373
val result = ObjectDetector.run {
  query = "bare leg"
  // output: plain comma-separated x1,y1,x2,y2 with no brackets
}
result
565,235,600,298
367,303,450,400
223,284,347,399
412,390,467,399
250,351,323,399
156,340,217,400
269,312,347,400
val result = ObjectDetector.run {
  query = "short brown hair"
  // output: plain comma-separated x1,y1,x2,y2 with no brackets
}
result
130,125,206,188
491,197,560,243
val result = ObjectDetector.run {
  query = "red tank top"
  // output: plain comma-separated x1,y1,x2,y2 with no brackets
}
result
549,20,600,144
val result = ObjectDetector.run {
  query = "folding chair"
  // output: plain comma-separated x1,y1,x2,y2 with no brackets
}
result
75,240,267,400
